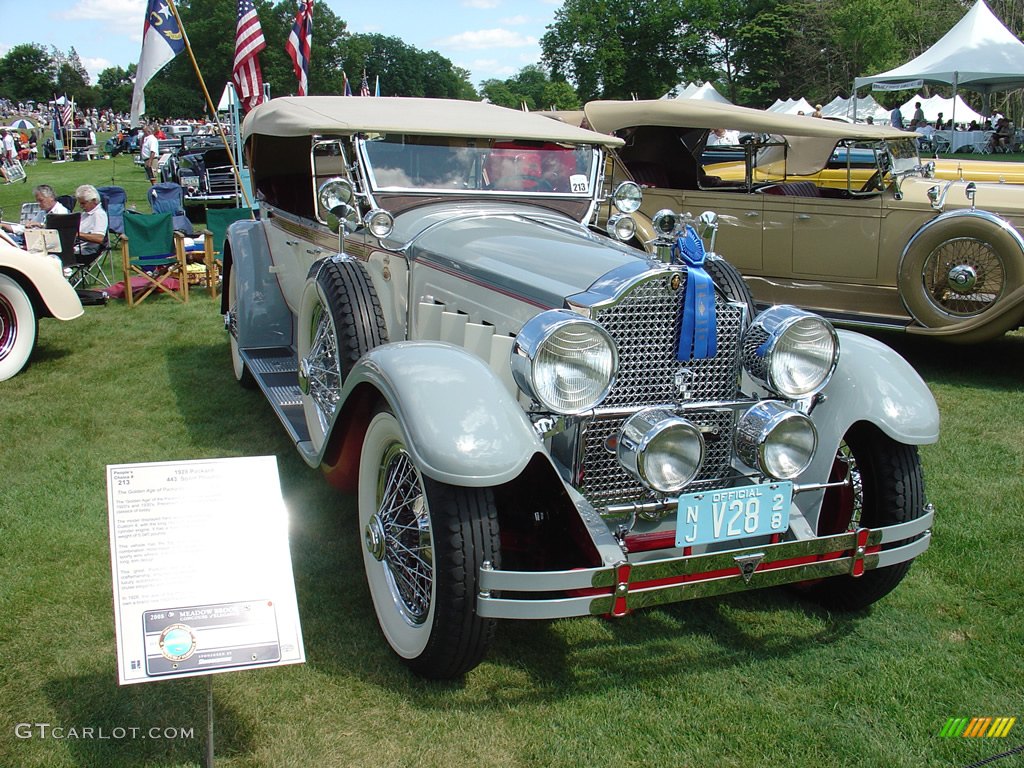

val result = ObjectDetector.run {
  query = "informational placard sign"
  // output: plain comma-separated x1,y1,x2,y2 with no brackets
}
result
107,456,305,685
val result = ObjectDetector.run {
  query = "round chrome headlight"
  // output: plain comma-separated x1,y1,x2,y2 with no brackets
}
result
606,213,636,242
651,209,682,238
612,181,642,213
364,208,394,238
735,401,817,480
743,306,839,398
617,408,704,493
511,310,617,414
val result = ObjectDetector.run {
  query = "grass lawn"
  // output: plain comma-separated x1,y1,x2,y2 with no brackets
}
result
0,139,159,222
1,156,1023,768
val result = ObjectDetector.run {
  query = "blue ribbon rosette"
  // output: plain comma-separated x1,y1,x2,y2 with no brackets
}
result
672,225,717,360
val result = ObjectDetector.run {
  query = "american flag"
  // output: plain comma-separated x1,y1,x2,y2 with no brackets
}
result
285,0,313,96
359,70,370,97
59,98,73,126
233,0,266,112
342,71,352,96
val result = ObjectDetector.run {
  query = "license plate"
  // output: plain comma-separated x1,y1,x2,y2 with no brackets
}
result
674,481,792,548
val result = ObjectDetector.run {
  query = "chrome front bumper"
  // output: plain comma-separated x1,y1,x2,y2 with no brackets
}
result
477,505,934,619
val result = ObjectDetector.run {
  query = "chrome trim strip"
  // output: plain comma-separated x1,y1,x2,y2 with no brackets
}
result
875,532,931,568
476,508,934,619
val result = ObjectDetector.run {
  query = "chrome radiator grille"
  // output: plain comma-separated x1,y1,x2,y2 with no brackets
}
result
578,270,746,508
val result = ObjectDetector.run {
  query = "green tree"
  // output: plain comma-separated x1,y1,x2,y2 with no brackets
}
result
96,65,137,115
0,44,56,102
341,34,476,98
541,0,707,101
481,65,580,110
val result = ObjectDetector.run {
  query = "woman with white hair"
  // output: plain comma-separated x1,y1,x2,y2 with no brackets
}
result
75,184,108,257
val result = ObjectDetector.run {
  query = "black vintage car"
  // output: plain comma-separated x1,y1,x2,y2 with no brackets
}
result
160,135,240,207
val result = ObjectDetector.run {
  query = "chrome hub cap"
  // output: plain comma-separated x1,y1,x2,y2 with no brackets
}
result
365,514,386,561
923,237,1006,317
946,263,978,294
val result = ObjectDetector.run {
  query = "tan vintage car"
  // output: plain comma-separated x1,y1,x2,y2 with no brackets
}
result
582,99,1024,343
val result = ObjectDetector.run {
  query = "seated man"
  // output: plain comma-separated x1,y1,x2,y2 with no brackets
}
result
74,184,108,257
0,184,69,247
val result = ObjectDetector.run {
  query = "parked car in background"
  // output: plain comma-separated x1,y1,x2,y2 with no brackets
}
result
223,96,938,678
160,135,240,207
580,99,1024,343
0,235,83,380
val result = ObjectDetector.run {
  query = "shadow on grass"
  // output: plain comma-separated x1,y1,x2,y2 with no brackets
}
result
43,672,257,767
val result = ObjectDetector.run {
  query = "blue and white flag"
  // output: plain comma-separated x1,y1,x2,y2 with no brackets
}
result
130,0,186,127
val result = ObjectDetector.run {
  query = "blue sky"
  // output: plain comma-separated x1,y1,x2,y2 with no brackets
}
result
1,0,561,92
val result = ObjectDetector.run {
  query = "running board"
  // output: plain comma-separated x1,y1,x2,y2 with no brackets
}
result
240,346,311,445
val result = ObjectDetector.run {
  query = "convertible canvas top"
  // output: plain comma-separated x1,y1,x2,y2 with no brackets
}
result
243,97,624,147
583,100,916,141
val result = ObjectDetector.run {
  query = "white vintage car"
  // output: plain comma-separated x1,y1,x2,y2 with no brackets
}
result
0,236,83,380
222,96,939,678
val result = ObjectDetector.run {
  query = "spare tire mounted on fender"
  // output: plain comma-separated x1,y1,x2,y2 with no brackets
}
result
898,213,1024,337
298,258,388,453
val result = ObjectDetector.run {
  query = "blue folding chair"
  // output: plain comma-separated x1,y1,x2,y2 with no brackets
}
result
148,182,194,235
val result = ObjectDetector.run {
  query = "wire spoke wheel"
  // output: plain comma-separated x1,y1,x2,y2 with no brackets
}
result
921,236,1006,317
370,443,434,626
303,299,342,430
358,406,500,678
803,424,926,611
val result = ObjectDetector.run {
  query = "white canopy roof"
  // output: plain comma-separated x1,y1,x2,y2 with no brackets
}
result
661,81,731,103
688,82,732,104
897,93,985,125
768,97,815,115
854,0,1024,94
822,94,891,123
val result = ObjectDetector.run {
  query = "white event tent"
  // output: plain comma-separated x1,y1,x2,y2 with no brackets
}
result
821,94,891,123
853,0,1024,119
661,82,732,104
897,94,985,126
767,97,816,115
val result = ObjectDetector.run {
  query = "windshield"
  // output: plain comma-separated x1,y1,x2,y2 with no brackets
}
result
886,137,921,174
359,135,599,197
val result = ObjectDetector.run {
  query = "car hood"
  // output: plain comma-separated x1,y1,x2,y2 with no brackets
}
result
396,202,649,309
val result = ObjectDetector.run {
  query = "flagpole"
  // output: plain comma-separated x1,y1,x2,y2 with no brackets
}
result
165,0,254,211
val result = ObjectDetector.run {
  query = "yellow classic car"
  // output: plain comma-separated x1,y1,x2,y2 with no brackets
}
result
581,99,1024,343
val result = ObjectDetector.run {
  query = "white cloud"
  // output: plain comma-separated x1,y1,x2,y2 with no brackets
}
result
462,0,501,8
58,0,147,41
434,29,537,51
81,56,114,81
499,15,531,25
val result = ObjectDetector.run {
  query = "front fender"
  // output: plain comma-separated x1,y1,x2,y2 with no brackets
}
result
221,219,292,350
341,341,543,486
813,329,940,449
0,241,82,320
793,330,938,524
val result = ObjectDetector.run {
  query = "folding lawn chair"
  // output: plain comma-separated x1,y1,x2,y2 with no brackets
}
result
93,185,128,285
43,212,82,279
121,210,189,307
148,182,194,235
2,158,27,184
201,207,253,298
